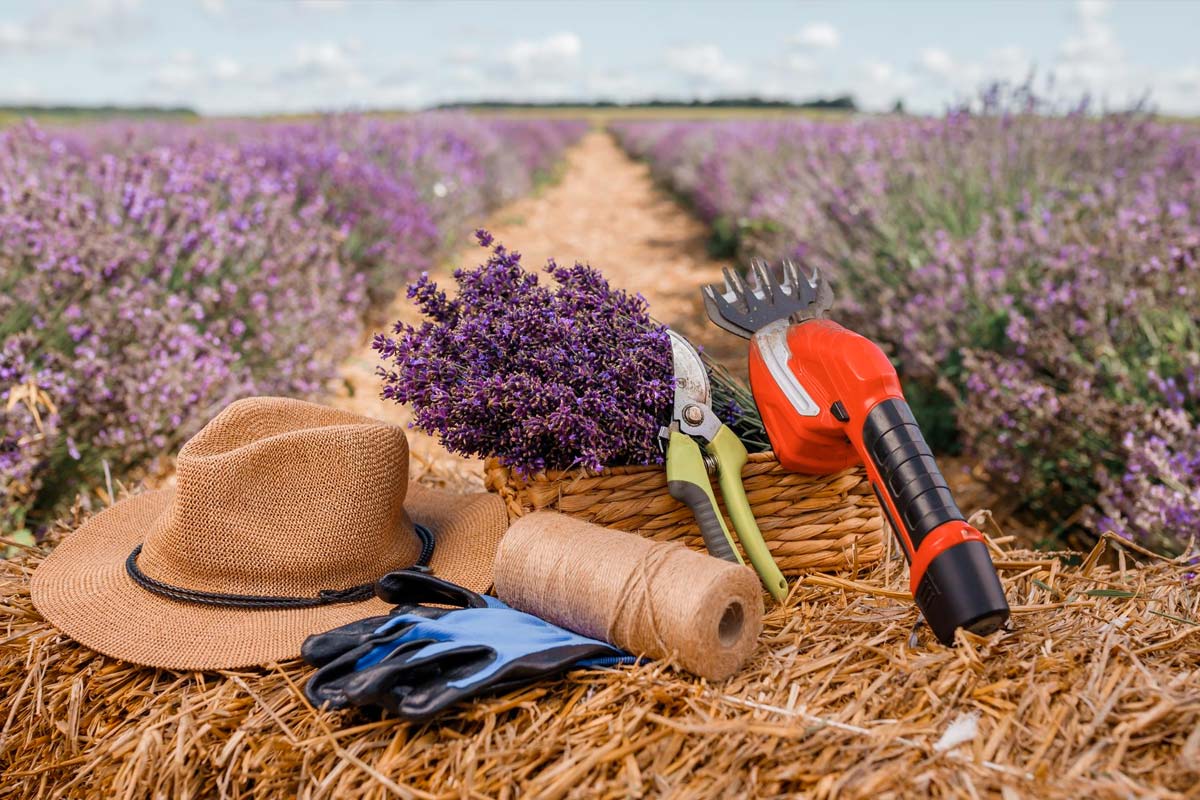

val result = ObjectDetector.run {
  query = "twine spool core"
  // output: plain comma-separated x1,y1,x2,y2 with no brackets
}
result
718,602,744,647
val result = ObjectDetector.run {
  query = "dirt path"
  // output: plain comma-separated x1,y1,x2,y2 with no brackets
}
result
330,130,741,489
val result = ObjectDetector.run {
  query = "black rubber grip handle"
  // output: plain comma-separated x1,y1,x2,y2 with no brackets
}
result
668,479,740,562
861,399,964,552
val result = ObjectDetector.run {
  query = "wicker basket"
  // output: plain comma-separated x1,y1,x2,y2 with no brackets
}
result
484,452,885,573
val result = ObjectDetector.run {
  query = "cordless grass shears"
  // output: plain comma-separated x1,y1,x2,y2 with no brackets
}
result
703,262,1010,646
660,330,789,602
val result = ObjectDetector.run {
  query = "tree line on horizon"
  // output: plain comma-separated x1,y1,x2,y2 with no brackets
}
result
437,96,859,111
1,95,861,119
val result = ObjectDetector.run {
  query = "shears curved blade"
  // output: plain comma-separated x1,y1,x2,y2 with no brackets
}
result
660,330,788,602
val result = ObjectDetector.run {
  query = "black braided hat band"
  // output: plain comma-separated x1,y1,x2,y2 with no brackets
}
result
125,524,436,609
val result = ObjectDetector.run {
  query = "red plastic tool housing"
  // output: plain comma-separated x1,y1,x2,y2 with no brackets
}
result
748,318,1009,645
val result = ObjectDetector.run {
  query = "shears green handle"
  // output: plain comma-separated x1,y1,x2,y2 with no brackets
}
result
666,430,743,564
665,427,789,602
706,426,788,602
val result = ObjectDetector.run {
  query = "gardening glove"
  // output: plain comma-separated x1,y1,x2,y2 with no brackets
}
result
302,570,632,720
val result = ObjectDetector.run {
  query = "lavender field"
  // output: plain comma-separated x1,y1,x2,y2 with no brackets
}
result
1,114,585,538
614,92,1200,552
6,97,1198,555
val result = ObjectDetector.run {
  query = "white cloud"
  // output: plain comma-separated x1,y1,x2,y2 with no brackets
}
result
863,60,896,84
436,32,582,102
445,45,478,65
212,56,241,81
150,49,200,91
908,44,1033,107
149,50,245,93
1076,0,1113,24
421,32,585,104
1152,63,1200,115
754,52,832,103
0,0,146,52
990,45,1032,82
0,78,40,103
8,0,1200,117
583,68,649,101
502,32,581,79
237,39,435,112
664,44,747,95
793,22,839,50
144,42,371,112
374,85,426,108
778,52,818,75
1170,65,1200,91
447,64,483,85
1060,0,1119,66
851,59,916,109
0,21,30,50
47,0,145,46
298,0,349,10
918,47,955,80
276,41,365,87
1052,0,1149,108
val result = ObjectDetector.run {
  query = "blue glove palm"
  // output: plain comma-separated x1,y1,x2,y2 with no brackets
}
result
303,571,632,720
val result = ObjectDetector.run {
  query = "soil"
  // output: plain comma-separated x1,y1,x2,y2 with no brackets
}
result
330,130,1034,540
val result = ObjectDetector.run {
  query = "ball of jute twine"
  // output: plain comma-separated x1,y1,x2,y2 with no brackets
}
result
494,512,764,681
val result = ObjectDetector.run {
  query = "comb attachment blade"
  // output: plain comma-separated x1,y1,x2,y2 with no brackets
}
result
702,260,832,337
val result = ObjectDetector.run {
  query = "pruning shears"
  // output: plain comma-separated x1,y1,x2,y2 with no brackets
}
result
660,330,788,602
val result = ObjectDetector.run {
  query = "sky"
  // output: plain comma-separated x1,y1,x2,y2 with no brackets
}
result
1,0,1199,116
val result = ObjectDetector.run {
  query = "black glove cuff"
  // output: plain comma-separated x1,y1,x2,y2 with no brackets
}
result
374,570,490,609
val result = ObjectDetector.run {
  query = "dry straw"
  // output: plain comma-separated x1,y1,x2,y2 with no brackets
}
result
494,512,764,681
1,503,1198,798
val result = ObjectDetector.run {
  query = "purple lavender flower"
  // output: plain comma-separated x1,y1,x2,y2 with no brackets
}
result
0,334,74,526
374,233,674,474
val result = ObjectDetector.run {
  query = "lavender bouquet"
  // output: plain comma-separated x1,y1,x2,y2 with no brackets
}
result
376,231,738,474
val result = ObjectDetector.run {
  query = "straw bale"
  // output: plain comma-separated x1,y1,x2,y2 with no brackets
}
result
2,503,1198,799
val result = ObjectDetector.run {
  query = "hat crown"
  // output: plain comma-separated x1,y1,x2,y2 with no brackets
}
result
137,397,417,597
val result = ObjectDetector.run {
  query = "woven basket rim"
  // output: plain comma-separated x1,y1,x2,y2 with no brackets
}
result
484,450,781,482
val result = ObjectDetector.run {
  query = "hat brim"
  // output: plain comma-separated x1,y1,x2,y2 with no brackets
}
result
31,485,508,671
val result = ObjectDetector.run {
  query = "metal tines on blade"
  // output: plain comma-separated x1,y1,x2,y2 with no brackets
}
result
702,259,832,340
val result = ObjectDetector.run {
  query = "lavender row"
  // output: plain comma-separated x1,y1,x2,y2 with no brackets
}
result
2,114,586,535
613,91,1199,551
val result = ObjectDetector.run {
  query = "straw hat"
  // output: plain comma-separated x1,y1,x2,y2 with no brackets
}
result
31,397,508,670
